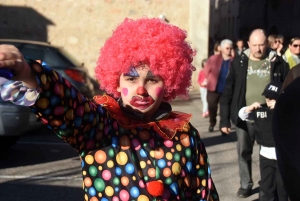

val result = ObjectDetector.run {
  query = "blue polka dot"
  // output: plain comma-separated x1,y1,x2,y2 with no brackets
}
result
115,167,122,175
125,163,135,174
140,149,147,157
112,137,118,148
157,159,166,168
185,161,192,172
130,186,140,198
88,187,96,196
115,187,119,192
208,167,211,174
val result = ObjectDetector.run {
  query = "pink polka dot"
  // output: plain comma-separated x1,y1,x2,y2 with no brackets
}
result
102,170,111,180
139,180,145,188
167,162,172,166
163,140,173,148
119,189,130,201
122,88,128,96
112,197,119,201
131,139,141,150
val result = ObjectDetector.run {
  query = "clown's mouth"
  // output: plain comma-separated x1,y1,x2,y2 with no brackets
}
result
130,96,155,110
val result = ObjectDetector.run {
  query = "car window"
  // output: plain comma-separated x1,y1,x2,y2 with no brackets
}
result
0,42,81,68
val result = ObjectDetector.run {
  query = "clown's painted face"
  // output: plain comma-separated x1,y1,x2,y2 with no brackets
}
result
117,65,164,119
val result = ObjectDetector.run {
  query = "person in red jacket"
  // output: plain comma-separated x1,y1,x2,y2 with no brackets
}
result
197,58,209,118
0,18,219,201
203,39,233,132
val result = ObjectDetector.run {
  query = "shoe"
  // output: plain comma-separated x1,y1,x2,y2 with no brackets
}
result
236,188,251,198
208,125,214,132
221,131,228,136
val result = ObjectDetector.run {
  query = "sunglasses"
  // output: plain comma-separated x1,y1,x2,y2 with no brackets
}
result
293,44,300,48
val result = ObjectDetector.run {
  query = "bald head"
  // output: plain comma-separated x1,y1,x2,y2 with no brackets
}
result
248,29,267,60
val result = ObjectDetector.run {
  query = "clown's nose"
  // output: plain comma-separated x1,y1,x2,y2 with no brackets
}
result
136,86,149,96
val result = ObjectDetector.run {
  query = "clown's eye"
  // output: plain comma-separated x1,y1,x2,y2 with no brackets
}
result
126,77,137,82
147,78,159,83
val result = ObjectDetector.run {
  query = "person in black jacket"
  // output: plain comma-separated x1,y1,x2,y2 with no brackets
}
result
220,29,289,198
272,76,300,201
238,81,288,201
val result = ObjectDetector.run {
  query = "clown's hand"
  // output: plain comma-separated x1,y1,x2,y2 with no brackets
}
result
0,45,37,89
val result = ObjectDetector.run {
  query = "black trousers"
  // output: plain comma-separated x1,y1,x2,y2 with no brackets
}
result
259,155,288,201
207,90,222,127
236,121,255,190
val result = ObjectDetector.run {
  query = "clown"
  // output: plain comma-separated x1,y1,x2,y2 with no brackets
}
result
0,18,219,200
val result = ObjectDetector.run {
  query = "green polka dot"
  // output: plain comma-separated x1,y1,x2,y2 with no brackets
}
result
198,169,205,177
89,166,98,177
108,148,115,157
174,153,180,162
165,178,172,185
94,178,105,192
144,176,148,181
113,177,120,185
185,148,191,157
155,166,160,179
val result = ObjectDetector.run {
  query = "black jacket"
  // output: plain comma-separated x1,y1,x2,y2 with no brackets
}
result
220,50,289,128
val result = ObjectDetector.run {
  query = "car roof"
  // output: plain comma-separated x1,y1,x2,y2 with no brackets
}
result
0,39,60,48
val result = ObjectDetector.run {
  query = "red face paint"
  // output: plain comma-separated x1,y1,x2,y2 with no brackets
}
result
122,88,128,96
155,87,163,97
136,86,148,96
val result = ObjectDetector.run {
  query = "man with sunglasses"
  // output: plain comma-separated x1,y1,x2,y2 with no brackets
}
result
220,29,289,198
203,39,233,133
283,37,300,68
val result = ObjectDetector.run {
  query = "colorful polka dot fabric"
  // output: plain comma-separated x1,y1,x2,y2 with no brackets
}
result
3,59,219,201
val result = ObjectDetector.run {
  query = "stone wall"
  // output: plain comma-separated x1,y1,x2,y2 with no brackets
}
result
0,0,209,93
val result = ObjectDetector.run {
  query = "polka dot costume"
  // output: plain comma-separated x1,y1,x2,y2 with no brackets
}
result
9,60,219,201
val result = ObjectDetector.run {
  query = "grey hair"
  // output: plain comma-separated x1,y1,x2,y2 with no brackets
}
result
220,39,233,48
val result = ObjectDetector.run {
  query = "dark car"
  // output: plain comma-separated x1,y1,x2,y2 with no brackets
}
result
0,39,98,150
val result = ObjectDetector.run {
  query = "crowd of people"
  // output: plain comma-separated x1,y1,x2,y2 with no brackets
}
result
198,30,300,200
0,16,299,200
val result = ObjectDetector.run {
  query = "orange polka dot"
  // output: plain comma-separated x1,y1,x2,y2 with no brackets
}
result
163,168,171,177
148,168,156,178
84,177,92,187
94,150,107,164
121,176,129,186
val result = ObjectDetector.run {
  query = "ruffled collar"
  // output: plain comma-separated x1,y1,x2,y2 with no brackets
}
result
93,95,192,139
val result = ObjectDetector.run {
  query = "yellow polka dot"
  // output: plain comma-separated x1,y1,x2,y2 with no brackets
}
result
197,189,201,194
116,152,128,165
41,74,47,85
202,179,206,187
82,171,87,176
166,152,173,160
107,160,114,168
105,186,114,196
176,144,182,151
140,161,146,168
84,194,88,201
137,195,149,201
138,170,143,178
172,162,181,175
98,193,102,197
196,165,200,169
149,150,155,158
85,155,94,165
98,166,102,171
132,176,136,181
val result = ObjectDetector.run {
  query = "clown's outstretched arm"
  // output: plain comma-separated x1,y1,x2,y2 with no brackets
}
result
0,45,38,88
0,44,105,156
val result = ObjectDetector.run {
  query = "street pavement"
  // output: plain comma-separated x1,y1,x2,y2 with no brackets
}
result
171,90,260,201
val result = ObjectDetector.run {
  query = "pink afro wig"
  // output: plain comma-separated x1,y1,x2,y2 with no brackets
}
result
95,17,196,102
